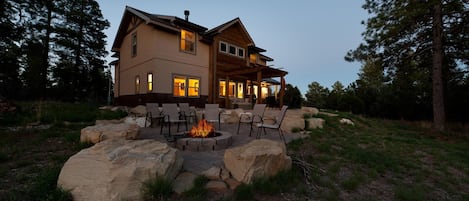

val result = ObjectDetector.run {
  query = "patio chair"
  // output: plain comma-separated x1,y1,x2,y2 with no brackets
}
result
179,103,197,124
256,105,288,144
237,103,266,136
160,103,188,141
204,104,223,130
145,103,162,127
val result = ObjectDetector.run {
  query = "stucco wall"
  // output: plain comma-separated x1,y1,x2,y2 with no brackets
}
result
118,22,209,97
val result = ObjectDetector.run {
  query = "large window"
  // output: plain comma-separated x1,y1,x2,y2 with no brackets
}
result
219,80,244,98
173,75,200,97
180,29,195,53
131,32,137,57
147,73,153,92
219,41,245,58
135,75,140,94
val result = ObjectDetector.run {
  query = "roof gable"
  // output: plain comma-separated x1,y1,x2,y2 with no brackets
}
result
112,6,207,51
204,18,254,45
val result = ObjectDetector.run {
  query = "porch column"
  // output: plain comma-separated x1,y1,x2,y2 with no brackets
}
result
279,76,285,107
256,71,262,104
225,76,230,108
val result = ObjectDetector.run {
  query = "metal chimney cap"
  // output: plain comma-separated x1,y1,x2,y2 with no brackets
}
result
184,10,190,21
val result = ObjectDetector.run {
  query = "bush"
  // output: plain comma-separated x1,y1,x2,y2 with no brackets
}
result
141,176,173,201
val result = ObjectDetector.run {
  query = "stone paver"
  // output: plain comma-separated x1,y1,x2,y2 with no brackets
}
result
138,108,308,174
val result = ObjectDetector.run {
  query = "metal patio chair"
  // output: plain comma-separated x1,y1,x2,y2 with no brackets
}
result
237,103,266,136
256,105,289,144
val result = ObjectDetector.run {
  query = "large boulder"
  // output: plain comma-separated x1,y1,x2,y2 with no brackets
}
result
301,107,319,116
221,109,244,124
281,116,305,132
58,139,183,201
80,123,139,144
129,105,147,117
123,116,149,128
224,139,291,184
307,118,325,129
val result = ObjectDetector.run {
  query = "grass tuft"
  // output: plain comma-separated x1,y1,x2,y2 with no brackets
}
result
182,175,209,201
141,176,173,201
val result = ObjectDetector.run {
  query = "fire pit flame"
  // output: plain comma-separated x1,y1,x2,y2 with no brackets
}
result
189,119,214,138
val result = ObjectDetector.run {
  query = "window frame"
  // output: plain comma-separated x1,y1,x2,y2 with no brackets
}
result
180,29,196,54
147,72,153,92
131,32,137,57
219,41,227,53
172,74,200,98
219,41,245,59
135,75,140,94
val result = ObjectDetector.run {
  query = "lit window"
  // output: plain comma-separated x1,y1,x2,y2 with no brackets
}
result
219,80,226,96
249,54,257,63
188,78,200,97
229,81,236,97
237,83,244,98
220,42,227,53
173,76,186,97
147,73,153,92
131,33,137,57
173,75,200,97
135,75,140,94
180,29,195,53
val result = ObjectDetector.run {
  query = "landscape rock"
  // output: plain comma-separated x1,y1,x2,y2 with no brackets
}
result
224,178,241,190
301,107,319,116
80,123,139,144
95,119,123,125
129,105,146,117
202,166,221,180
57,139,183,201
173,172,197,194
205,180,228,192
340,118,355,126
221,109,244,124
307,118,325,129
123,116,149,127
224,139,292,184
281,116,305,132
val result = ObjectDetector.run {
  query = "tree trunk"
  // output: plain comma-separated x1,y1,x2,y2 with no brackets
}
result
432,2,445,131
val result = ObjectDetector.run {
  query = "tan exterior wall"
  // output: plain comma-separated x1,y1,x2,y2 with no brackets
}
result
117,22,210,97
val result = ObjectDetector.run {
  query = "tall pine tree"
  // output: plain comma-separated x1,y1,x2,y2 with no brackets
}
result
347,0,468,130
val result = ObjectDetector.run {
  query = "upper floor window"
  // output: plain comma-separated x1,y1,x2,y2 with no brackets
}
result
131,32,137,57
249,54,257,63
180,29,195,53
147,73,153,92
219,41,245,59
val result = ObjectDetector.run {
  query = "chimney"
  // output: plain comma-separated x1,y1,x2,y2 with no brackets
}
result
184,10,190,21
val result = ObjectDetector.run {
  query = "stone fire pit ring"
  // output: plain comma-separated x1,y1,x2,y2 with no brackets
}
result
176,130,233,151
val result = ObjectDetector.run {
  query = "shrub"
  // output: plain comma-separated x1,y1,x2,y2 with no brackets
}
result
141,176,173,201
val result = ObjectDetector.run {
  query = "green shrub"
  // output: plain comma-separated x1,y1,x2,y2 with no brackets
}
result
29,166,72,201
141,176,173,201
182,175,209,201
234,183,254,201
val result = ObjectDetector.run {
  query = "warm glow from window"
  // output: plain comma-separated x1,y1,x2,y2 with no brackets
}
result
219,80,226,96
147,73,153,92
135,76,140,94
180,29,195,53
229,81,236,97
188,78,199,97
237,83,244,98
173,77,186,97
249,54,257,63
262,86,269,99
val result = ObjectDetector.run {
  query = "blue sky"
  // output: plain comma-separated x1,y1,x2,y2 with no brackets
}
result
96,0,369,94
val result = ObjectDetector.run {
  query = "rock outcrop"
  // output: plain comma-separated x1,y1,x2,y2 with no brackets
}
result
58,139,183,201
224,139,291,184
80,123,139,144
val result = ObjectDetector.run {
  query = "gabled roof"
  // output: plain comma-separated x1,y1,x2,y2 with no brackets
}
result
204,18,254,45
112,6,207,51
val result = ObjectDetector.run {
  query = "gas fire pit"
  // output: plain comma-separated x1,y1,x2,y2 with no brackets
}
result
176,119,233,151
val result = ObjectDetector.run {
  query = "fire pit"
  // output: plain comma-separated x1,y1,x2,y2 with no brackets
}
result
176,119,233,151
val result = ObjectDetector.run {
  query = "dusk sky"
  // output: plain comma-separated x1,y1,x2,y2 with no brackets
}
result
96,0,369,94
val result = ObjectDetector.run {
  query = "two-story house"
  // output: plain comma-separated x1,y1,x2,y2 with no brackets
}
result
111,6,287,108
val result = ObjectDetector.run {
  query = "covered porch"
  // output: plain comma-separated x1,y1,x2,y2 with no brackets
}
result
214,64,287,109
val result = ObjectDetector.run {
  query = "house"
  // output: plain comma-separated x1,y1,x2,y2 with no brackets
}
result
110,6,287,108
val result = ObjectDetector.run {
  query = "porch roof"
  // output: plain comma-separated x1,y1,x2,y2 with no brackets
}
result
222,65,288,80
